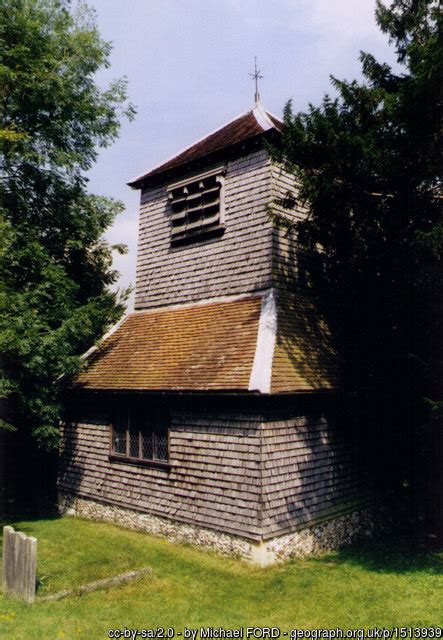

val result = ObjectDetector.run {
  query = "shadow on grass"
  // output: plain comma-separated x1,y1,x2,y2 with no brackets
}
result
0,503,60,535
1,513,441,583
310,536,443,575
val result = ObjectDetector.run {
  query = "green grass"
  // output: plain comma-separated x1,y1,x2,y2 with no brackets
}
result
0,516,441,639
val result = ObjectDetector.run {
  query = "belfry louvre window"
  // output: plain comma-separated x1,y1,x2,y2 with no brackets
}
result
167,166,225,243
111,405,169,465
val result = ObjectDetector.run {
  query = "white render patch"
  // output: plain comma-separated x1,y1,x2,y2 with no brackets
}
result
249,288,277,393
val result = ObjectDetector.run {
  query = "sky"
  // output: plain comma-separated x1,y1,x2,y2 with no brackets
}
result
85,0,399,308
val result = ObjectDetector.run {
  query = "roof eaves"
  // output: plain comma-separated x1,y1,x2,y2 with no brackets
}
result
80,313,132,362
128,105,282,189
135,134,264,189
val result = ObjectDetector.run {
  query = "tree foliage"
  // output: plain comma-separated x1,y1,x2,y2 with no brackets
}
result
274,0,440,519
0,0,135,446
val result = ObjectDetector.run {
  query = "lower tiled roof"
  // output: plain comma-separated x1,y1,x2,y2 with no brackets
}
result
71,291,339,394
73,296,262,391
271,292,339,393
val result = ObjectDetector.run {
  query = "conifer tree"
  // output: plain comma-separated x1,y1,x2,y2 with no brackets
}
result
275,0,440,522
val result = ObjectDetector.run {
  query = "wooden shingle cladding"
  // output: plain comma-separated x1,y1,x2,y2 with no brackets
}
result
59,395,263,539
59,393,367,541
268,163,340,392
135,152,306,315
261,400,368,539
135,149,274,311
270,162,309,293
134,149,324,308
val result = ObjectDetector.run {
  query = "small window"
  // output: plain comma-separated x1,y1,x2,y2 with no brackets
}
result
112,409,127,455
167,166,225,244
110,405,169,465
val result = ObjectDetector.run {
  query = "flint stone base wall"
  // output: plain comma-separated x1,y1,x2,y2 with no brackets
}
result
58,492,252,560
59,492,374,565
265,508,376,562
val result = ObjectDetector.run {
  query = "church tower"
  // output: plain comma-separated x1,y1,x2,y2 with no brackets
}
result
59,100,372,564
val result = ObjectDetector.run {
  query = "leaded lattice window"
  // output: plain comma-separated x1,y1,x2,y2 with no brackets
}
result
112,410,127,455
110,405,169,464
167,166,225,244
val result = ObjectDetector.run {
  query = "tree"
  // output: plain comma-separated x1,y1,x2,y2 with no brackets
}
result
274,0,440,526
0,0,135,448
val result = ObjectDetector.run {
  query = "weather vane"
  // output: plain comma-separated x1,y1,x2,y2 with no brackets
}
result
249,56,263,104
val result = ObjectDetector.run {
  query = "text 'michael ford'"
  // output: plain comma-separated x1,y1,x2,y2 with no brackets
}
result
185,629,280,639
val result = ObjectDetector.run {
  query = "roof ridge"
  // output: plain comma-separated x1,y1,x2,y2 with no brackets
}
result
252,102,275,130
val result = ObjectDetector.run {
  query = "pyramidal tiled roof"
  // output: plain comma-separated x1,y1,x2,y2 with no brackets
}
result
73,295,263,392
128,103,282,188
71,292,339,394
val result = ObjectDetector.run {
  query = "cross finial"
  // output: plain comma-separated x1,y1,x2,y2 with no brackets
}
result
249,56,263,104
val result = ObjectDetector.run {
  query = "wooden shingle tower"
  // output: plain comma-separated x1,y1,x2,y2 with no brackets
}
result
59,99,372,564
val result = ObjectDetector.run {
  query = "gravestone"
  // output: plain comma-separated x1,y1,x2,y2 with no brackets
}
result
2,526,37,603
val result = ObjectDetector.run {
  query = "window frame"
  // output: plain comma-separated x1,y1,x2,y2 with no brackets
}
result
109,404,171,470
167,165,226,245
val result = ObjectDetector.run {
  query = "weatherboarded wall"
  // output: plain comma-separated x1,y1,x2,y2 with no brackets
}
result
59,394,369,547
269,162,340,392
270,161,307,291
58,396,263,540
261,407,369,540
135,149,274,310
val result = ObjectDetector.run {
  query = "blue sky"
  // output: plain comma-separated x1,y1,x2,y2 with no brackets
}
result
85,0,398,307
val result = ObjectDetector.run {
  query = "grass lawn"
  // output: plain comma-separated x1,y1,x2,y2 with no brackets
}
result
0,516,441,640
